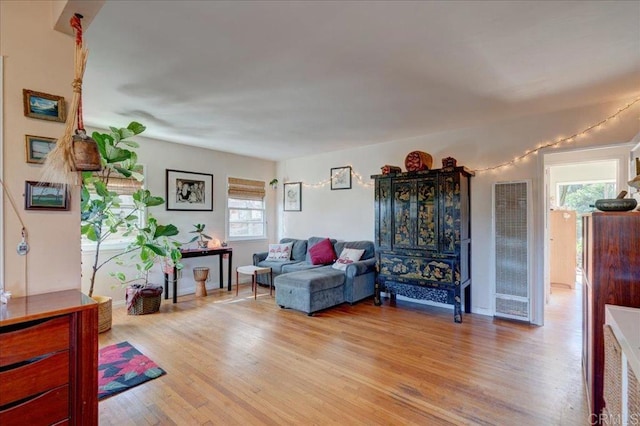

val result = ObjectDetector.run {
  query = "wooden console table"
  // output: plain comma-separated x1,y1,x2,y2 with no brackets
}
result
0,290,98,425
164,247,233,303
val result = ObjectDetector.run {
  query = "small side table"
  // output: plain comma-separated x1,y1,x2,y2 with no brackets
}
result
236,265,273,299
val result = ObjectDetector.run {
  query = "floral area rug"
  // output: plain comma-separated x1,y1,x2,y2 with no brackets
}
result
98,341,166,400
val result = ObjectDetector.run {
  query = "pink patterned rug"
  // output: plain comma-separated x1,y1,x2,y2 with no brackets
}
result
98,341,166,400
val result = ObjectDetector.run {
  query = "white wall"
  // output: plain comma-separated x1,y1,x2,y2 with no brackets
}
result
81,130,276,303
1,1,80,297
277,98,640,320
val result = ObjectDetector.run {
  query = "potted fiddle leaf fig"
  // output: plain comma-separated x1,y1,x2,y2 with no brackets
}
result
112,215,183,315
81,121,182,327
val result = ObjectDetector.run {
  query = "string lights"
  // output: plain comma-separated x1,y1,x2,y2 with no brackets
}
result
291,96,640,187
473,96,640,173
302,167,374,189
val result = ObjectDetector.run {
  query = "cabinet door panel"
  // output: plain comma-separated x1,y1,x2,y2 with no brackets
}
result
417,178,438,250
375,179,392,249
392,180,416,248
440,173,461,254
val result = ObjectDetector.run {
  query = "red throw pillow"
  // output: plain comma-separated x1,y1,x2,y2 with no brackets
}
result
308,238,337,265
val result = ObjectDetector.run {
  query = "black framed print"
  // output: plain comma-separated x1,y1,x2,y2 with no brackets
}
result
283,182,302,211
166,169,213,211
330,166,352,190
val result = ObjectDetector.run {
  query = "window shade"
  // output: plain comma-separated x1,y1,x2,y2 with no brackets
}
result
228,177,265,200
103,176,143,195
88,169,144,196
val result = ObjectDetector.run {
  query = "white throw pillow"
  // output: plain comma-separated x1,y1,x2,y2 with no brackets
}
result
331,248,365,270
265,242,294,261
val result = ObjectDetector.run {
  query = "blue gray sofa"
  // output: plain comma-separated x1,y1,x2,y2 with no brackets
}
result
252,237,376,315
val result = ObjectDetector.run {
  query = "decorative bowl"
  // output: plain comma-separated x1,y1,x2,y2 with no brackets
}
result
594,198,638,212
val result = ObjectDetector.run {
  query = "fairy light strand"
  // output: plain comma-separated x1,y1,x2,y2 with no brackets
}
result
473,97,640,173
289,96,640,185
301,167,374,189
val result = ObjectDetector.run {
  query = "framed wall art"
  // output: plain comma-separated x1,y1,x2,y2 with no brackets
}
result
23,89,66,122
24,181,69,210
166,169,213,211
330,166,352,190
284,182,302,211
25,135,57,164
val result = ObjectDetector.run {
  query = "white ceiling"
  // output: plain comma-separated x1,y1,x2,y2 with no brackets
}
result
82,0,640,161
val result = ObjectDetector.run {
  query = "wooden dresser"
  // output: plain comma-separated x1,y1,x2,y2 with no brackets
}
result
0,290,98,425
582,212,640,419
372,166,473,322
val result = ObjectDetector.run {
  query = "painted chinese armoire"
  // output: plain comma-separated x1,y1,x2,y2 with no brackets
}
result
372,166,474,322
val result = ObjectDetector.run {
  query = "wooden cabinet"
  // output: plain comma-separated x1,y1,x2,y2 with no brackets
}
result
582,212,640,419
372,166,473,322
0,290,98,425
549,209,577,288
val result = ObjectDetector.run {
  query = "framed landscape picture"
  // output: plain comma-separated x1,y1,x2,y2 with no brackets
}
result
284,182,302,211
25,135,57,164
24,181,69,210
166,169,213,211
330,166,352,190
23,89,66,122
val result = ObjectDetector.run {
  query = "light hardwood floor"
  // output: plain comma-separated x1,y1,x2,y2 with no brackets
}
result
98,284,588,425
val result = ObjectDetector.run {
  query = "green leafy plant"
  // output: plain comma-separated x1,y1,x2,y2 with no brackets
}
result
81,121,183,296
111,216,183,287
188,223,212,248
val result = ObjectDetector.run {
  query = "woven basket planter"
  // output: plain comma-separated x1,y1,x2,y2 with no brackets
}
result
126,284,163,315
92,295,112,333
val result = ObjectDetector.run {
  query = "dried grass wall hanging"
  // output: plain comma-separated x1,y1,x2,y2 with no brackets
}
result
42,13,101,185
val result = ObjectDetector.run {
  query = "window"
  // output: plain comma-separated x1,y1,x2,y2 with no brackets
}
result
556,180,616,212
81,172,145,250
227,177,266,240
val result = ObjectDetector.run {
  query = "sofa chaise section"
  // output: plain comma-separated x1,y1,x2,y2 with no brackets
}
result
275,267,346,315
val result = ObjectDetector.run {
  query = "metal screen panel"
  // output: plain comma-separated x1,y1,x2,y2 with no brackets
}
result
493,181,531,321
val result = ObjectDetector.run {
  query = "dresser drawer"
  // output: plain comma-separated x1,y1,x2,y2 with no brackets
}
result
0,385,69,426
0,316,70,367
0,351,69,406
379,253,457,285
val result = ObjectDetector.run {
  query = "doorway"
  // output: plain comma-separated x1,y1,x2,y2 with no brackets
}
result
543,143,633,308
549,163,617,291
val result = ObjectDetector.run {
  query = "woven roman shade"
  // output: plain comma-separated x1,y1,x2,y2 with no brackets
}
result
102,176,143,195
88,168,144,196
228,177,265,200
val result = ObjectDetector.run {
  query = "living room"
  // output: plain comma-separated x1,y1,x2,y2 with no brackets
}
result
1,1,639,424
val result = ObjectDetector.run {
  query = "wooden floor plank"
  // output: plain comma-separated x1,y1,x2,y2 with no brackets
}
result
98,285,588,425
